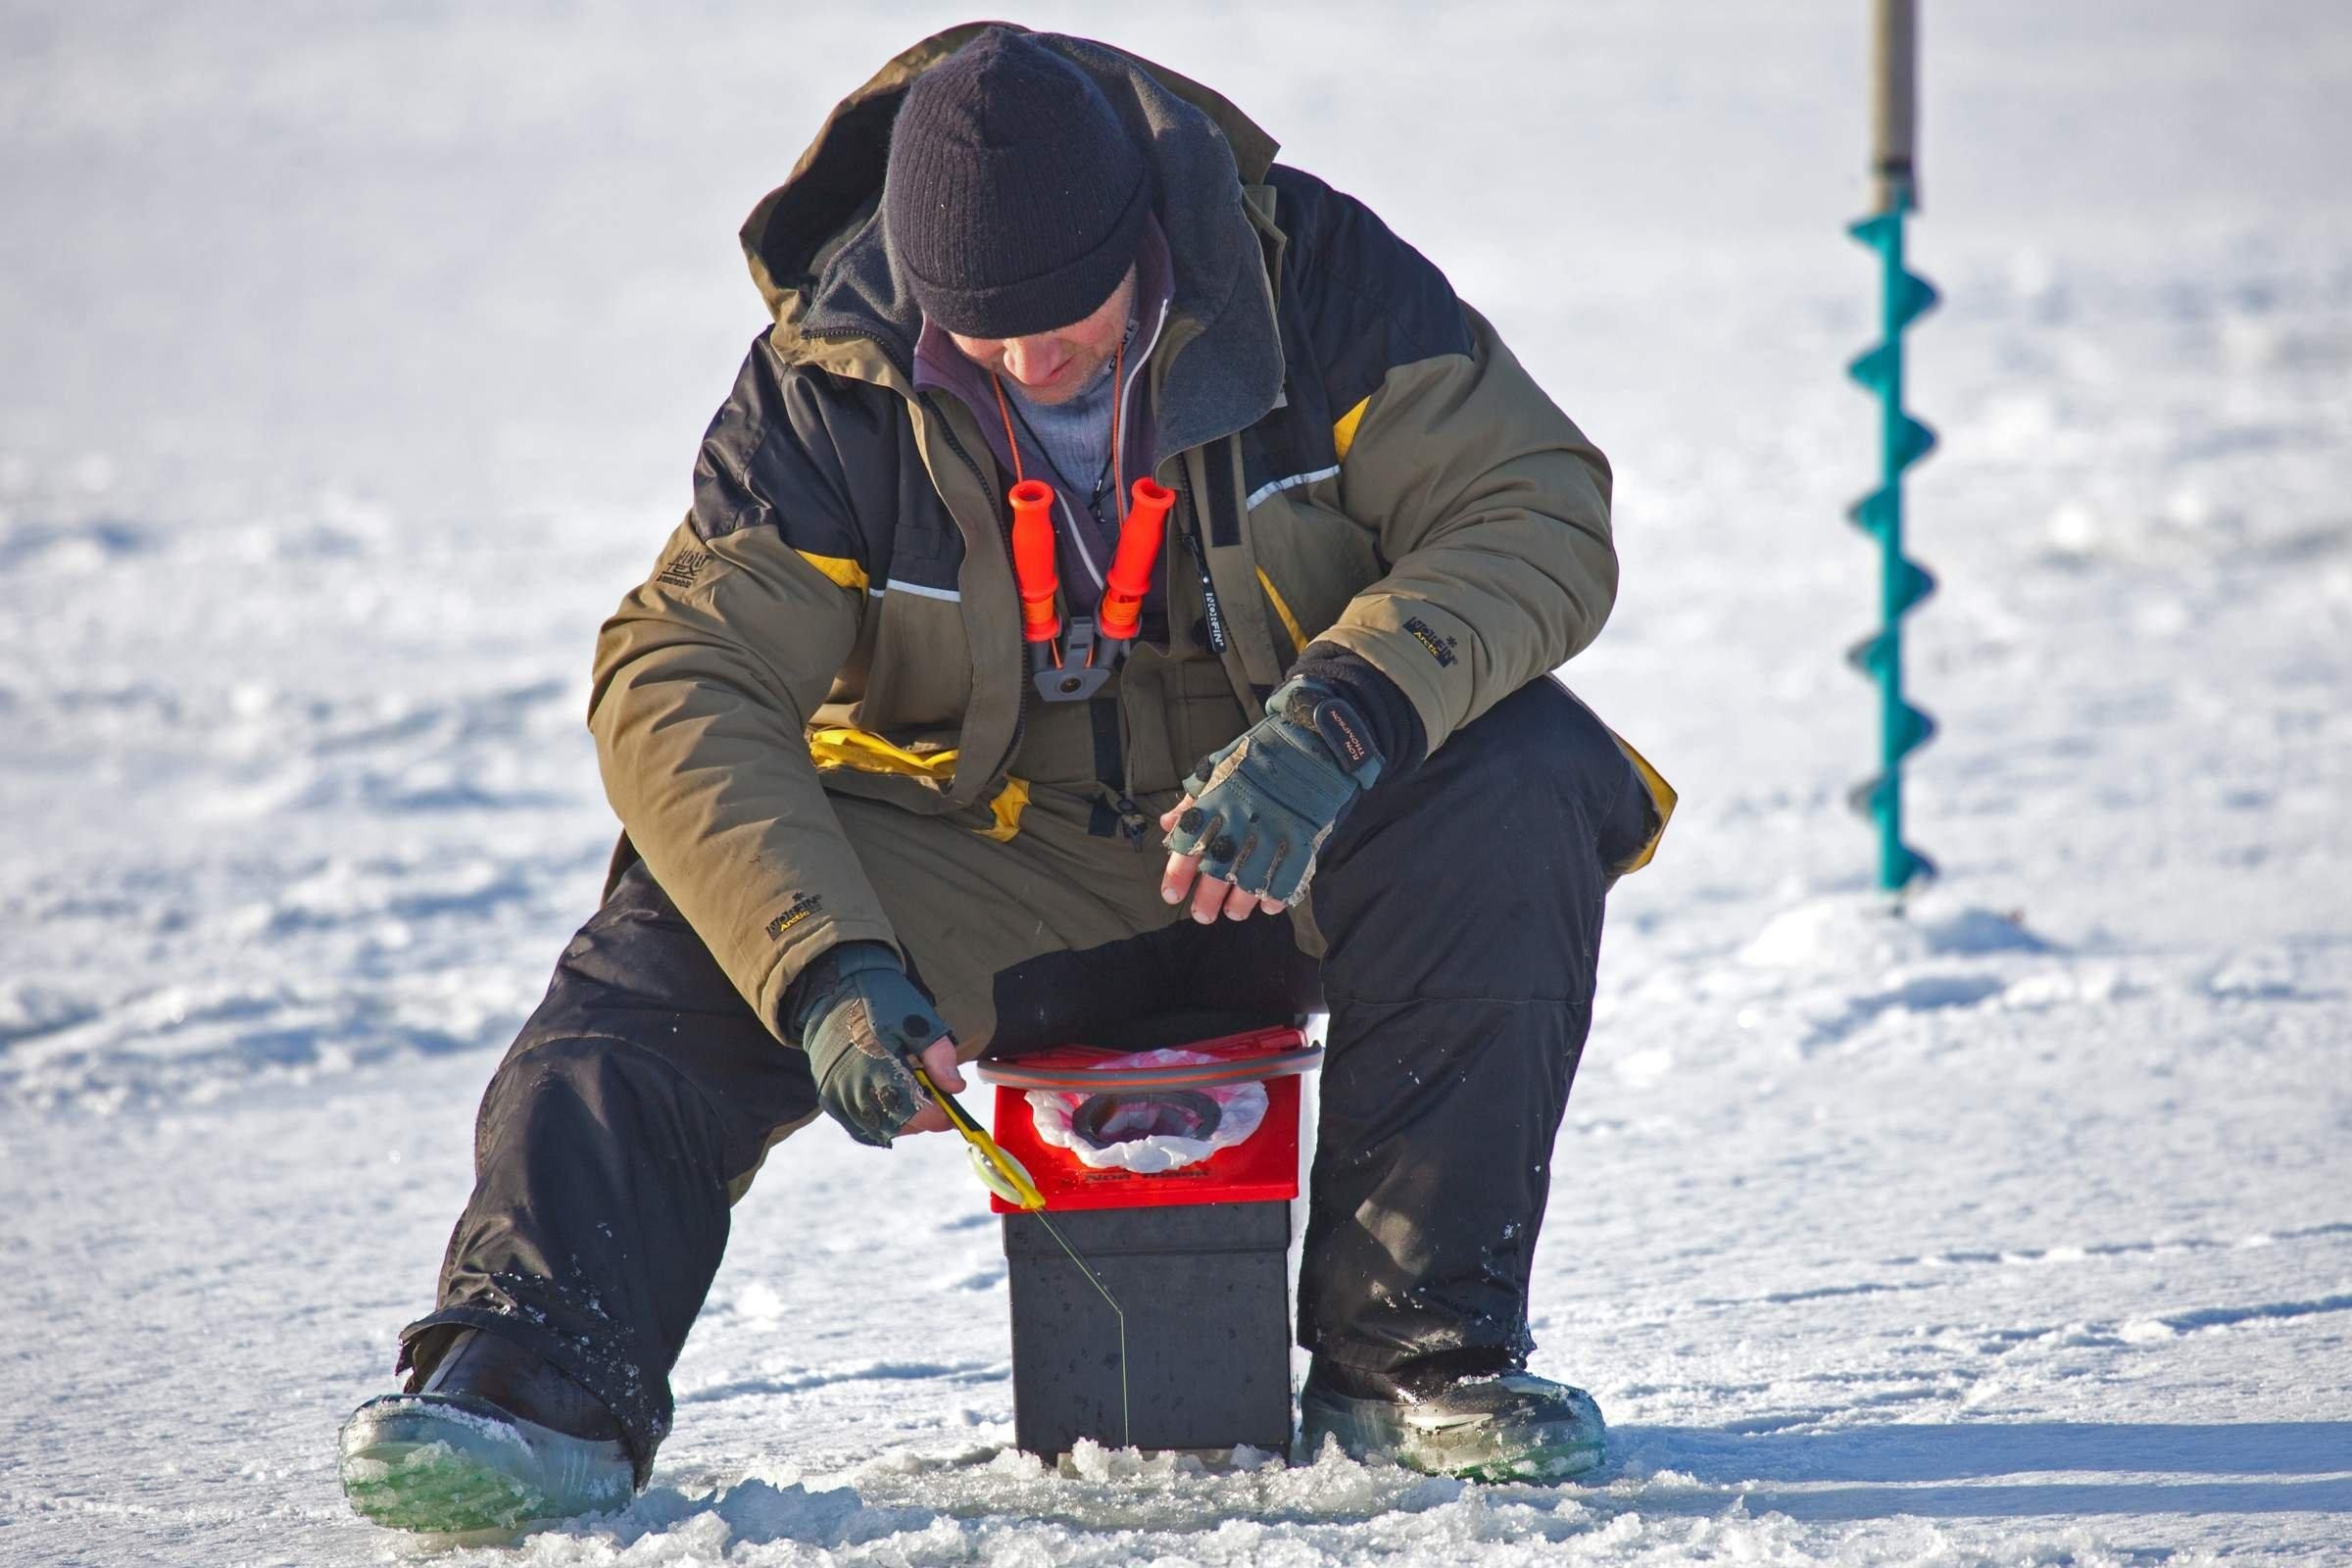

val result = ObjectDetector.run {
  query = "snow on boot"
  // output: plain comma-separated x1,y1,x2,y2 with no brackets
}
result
1298,1354,1606,1483
339,1329,636,1532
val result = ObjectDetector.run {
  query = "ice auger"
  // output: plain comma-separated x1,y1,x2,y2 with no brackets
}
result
1845,0,1936,893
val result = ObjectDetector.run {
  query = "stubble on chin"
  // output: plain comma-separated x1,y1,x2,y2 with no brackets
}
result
1016,350,1115,408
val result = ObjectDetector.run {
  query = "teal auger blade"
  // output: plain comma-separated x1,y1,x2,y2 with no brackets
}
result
1846,340,1899,393
1892,269,1939,329
1846,196,1938,894
1881,840,1938,891
1842,621,1935,683
1890,413,1938,470
1846,211,1902,247
1890,558,1936,616
1889,700,1936,760
1847,484,1898,541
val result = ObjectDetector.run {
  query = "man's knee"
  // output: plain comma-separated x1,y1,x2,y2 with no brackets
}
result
1348,680,1645,869
1426,679,1639,817
1310,679,1637,1001
482,1034,710,1156
479,1033,811,1200
489,861,822,1185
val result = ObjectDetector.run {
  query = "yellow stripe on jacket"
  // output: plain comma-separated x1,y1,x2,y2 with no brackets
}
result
796,551,869,592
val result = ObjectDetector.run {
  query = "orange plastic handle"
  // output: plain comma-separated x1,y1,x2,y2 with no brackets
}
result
1098,477,1173,642
1008,479,1060,643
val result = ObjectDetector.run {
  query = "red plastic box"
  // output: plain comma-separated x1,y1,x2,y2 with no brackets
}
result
980,1025,1309,1214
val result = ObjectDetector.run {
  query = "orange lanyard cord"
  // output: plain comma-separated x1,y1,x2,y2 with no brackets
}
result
989,333,1130,525
990,374,1026,486
993,337,1131,672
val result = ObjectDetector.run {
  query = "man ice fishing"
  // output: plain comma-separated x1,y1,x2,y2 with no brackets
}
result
340,23,1668,1529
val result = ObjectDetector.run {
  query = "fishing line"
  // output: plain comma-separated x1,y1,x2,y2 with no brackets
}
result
1032,1210,1130,1447
909,1055,1131,1446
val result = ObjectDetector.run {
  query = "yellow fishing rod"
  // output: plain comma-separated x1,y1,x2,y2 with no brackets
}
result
906,1056,1046,1210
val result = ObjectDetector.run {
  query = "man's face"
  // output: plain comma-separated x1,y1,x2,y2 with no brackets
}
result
947,265,1137,407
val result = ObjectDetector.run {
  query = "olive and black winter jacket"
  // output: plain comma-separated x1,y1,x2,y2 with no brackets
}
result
589,24,1666,1034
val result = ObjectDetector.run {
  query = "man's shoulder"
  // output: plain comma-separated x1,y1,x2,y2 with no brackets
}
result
1262,166,1428,274
718,330,906,435
1262,164,1371,273
1260,165,1475,394
690,330,911,548
700,331,910,484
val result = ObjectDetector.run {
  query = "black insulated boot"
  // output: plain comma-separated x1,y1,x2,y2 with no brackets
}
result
1298,1351,1607,1483
339,1329,636,1532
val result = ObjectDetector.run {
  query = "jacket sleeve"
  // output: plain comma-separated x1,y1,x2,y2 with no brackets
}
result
588,343,902,1035
1281,175,1616,755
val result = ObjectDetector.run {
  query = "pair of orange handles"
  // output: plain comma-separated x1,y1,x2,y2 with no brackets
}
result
1009,476,1173,656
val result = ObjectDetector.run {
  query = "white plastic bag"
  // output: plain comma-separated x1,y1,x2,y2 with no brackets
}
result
1026,1049,1268,1173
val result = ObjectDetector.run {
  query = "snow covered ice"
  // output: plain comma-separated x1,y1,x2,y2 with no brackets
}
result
4,2,2349,1563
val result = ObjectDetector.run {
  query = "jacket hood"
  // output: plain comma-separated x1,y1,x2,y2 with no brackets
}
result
738,22,1286,456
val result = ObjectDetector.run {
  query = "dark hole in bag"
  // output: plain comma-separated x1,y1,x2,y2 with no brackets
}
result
1069,1090,1223,1149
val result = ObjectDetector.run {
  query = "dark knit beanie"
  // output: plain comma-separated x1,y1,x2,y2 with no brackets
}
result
884,28,1151,339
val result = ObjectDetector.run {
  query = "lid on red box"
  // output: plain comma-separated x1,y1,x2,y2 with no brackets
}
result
972,1024,1319,1091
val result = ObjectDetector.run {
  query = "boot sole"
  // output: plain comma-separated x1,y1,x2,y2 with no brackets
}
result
1442,1427,1607,1483
1299,1389,1607,1483
339,1394,632,1533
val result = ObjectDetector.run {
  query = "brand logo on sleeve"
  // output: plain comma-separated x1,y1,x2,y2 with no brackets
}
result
764,893,823,942
1402,616,1458,667
657,549,712,590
